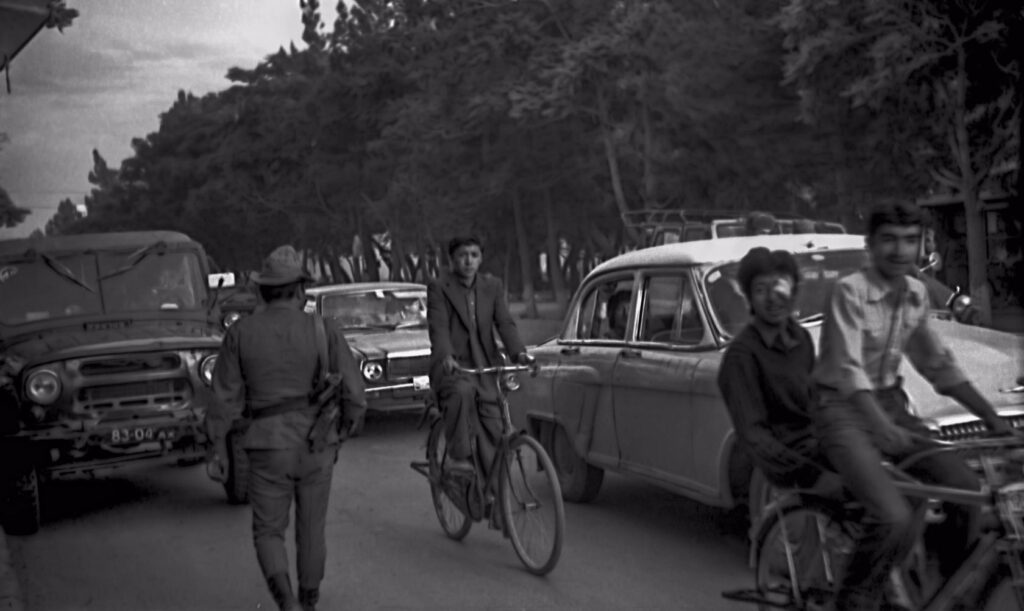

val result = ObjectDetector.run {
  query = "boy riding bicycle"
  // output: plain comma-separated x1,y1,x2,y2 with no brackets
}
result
813,201,1014,610
426,236,532,477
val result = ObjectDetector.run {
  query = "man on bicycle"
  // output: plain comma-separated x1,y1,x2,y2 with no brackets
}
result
427,236,531,475
813,201,1012,610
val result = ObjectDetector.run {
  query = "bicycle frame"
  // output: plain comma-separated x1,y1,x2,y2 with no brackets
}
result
739,435,1024,610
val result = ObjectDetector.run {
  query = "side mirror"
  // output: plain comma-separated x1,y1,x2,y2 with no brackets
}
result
208,272,236,289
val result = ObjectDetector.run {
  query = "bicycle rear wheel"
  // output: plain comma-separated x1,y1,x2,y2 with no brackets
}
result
500,434,565,575
754,499,854,610
427,420,472,541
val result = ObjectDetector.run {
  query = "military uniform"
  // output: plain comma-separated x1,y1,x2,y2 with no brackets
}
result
205,246,365,611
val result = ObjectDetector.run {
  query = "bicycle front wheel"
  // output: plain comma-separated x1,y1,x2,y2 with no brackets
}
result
754,500,854,611
500,434,565,575
427,420,472,541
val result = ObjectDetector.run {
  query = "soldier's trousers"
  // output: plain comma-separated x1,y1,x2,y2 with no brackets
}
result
247,447,336,590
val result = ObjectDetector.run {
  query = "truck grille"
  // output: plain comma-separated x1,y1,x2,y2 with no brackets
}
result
388,356,431,381
79,379,190,411
79,354,182,376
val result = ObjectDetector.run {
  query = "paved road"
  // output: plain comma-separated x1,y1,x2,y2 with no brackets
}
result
8,412,752,610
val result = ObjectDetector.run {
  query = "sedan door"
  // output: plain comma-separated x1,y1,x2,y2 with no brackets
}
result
547,273,636,469
611,269,711,492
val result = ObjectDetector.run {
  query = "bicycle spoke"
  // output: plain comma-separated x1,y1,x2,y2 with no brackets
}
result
501,435,565,575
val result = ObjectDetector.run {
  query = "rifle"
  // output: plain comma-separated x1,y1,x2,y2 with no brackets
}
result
307,372,344,452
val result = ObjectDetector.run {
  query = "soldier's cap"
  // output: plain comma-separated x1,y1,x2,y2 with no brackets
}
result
252,245,312,286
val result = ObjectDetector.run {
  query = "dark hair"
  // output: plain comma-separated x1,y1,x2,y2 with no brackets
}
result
607,290,630,311
737,247,799,302
745,211,778,236
447,236,483,257
258,281,303,303
866,201,926,237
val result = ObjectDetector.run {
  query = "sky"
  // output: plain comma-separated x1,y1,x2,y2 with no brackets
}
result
0,0,339,239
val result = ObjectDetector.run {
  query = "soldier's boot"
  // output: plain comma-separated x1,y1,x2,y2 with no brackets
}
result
299,587,320,611
266,573,300,611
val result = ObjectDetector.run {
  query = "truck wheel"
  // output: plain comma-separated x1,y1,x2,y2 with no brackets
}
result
223,432,249,505
3,462,41,536
550,424,603,503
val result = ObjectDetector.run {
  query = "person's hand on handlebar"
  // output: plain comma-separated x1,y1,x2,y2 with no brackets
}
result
442,355,459,375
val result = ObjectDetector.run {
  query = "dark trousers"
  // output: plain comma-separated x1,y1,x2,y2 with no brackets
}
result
247,447,336,590
815,390,980,610
436,373,501,462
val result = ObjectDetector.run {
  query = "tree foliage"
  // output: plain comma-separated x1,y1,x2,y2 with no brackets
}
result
48,0,1018,313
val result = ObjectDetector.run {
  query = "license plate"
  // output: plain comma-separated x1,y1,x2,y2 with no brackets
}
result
413,375,431,391
109,427,176,445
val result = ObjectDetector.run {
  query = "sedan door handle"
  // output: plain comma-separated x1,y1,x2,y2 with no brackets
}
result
560,346,580,356
619,348,642,359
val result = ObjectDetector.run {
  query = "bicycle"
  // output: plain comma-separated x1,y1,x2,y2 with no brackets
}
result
723,434,1024,610
410,362,566,576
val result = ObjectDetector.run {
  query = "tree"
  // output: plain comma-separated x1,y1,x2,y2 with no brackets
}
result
44,198,83,235
780,0,1021,322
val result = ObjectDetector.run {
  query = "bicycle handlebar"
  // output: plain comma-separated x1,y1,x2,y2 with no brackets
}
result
453,363,538,375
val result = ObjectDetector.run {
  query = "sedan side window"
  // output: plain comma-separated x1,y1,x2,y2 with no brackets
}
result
639,274,706,346
576,279,633,341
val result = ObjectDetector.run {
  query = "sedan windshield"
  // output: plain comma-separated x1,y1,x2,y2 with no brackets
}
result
321,289,427,330
0,250,206,325
704,249,869,337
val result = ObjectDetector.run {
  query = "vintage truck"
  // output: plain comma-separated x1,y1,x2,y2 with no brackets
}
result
0,231,222,534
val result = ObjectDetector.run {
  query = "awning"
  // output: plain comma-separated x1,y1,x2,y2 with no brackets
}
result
0,0,51,73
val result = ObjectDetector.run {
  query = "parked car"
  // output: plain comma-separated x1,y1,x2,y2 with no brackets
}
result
304,282,432,412
0,231,222,534
507,234,1024,514
622,208,847,247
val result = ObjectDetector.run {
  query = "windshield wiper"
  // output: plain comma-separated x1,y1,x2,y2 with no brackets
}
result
99,241,167,280
28,249,96,293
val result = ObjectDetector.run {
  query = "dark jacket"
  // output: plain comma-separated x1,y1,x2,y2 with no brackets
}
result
426,273,526,383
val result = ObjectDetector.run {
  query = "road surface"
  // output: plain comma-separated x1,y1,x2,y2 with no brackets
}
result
8,412,752,610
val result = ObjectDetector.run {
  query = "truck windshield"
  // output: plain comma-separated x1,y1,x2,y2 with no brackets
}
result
0,249,206,325
704,248,869,337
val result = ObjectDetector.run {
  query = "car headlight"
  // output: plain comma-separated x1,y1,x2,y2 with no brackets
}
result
25,370,61,405
361,361,384,382
222,311,242,328
200,355,218,386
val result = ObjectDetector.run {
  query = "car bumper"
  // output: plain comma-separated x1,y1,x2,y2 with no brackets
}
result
8,408,207,478
366,378,431,412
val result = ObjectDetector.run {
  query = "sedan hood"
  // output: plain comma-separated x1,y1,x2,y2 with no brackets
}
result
807,320,1024,424
346,328,431,359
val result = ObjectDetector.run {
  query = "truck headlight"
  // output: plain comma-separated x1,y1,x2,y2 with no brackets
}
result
361,361,384,382
200,355,218,386
25,370,61,405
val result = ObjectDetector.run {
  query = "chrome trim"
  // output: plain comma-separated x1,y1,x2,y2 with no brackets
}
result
366,381,430,394
387,348,431,359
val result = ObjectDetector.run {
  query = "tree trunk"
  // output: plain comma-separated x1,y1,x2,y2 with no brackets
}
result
597,89,641,246
543,189,570,311
952,47,992,324
512,193,538,318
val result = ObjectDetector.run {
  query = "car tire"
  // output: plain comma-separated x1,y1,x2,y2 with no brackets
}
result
2,457,41,536
223,431,250,505
550,424,603,503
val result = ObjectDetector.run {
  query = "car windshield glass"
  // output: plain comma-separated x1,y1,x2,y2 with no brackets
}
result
98,251,205,313
0,254,104,324
704,249,869,337
321,288,427,329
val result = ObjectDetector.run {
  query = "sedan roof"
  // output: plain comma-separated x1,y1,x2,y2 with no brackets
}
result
591,234,866,276
306,282,427,296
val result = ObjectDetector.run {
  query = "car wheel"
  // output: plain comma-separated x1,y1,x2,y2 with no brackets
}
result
550,424,603,503
3,457,41,536
223,431,250,505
